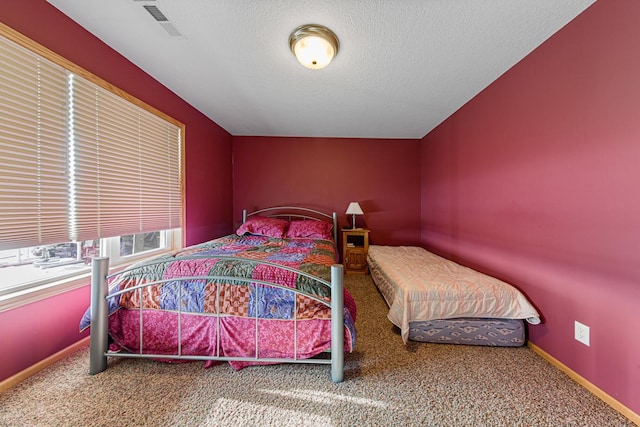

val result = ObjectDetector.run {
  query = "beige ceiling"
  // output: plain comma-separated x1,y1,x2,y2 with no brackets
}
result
47,0,595,139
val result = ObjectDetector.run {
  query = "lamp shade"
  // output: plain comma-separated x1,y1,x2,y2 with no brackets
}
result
345,202,364,215
289,24,339,70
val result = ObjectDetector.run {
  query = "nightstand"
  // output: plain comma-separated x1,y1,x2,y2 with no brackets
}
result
342,229,369,275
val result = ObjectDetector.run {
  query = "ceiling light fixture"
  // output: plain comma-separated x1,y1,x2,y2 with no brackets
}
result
289,24,339,70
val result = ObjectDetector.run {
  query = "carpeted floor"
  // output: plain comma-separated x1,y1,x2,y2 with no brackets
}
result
0,275,634,426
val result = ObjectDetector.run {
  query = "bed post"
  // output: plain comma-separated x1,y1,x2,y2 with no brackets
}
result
242,209,248,223
330,263,344,383
89,257,110,375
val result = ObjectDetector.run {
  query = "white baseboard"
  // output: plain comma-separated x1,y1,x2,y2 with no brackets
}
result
0,337,90,393
528,342,639,426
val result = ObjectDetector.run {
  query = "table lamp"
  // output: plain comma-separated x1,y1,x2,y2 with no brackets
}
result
345,202,364,229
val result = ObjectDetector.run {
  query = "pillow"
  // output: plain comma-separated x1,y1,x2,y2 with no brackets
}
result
286,220,333,240
236,216,289,238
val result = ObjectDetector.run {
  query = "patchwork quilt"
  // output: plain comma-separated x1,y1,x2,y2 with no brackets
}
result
80,234,357,369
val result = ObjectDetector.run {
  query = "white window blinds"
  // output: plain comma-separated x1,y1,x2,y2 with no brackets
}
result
0,35,69,250
0,30,183,251
70,77,182,241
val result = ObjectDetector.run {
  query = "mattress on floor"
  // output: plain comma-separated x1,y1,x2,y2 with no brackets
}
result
368,245,539,347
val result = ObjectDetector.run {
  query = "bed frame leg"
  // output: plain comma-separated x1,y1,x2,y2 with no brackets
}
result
331,264,344,383
89,257,110,375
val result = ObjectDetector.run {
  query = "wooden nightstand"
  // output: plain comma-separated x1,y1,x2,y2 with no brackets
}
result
342,229,369,275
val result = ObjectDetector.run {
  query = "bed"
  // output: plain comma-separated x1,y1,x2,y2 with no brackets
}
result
367,245,540,347
81,206,357,383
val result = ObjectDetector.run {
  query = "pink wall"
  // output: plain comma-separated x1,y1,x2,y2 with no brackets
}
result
1,287,91,380
0,1,232,382
420,0,640,414
232,136,422,246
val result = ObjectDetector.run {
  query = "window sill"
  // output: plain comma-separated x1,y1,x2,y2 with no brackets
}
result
0,249,176,313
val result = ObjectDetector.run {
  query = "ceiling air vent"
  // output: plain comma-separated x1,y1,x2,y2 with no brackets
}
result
142,4,184,38
143,5,168,22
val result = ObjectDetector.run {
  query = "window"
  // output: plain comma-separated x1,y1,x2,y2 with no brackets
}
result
0,229,180,296
0,25,184,308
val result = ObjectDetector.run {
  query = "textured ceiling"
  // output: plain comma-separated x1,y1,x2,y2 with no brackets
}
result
47,0,595,139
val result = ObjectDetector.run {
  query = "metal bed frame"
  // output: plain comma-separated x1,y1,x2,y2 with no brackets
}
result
89,207,347,382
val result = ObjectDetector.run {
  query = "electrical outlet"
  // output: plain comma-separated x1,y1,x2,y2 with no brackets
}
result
574,321,590,346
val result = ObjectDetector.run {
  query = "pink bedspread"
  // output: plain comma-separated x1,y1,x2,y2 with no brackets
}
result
80,234,357,369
